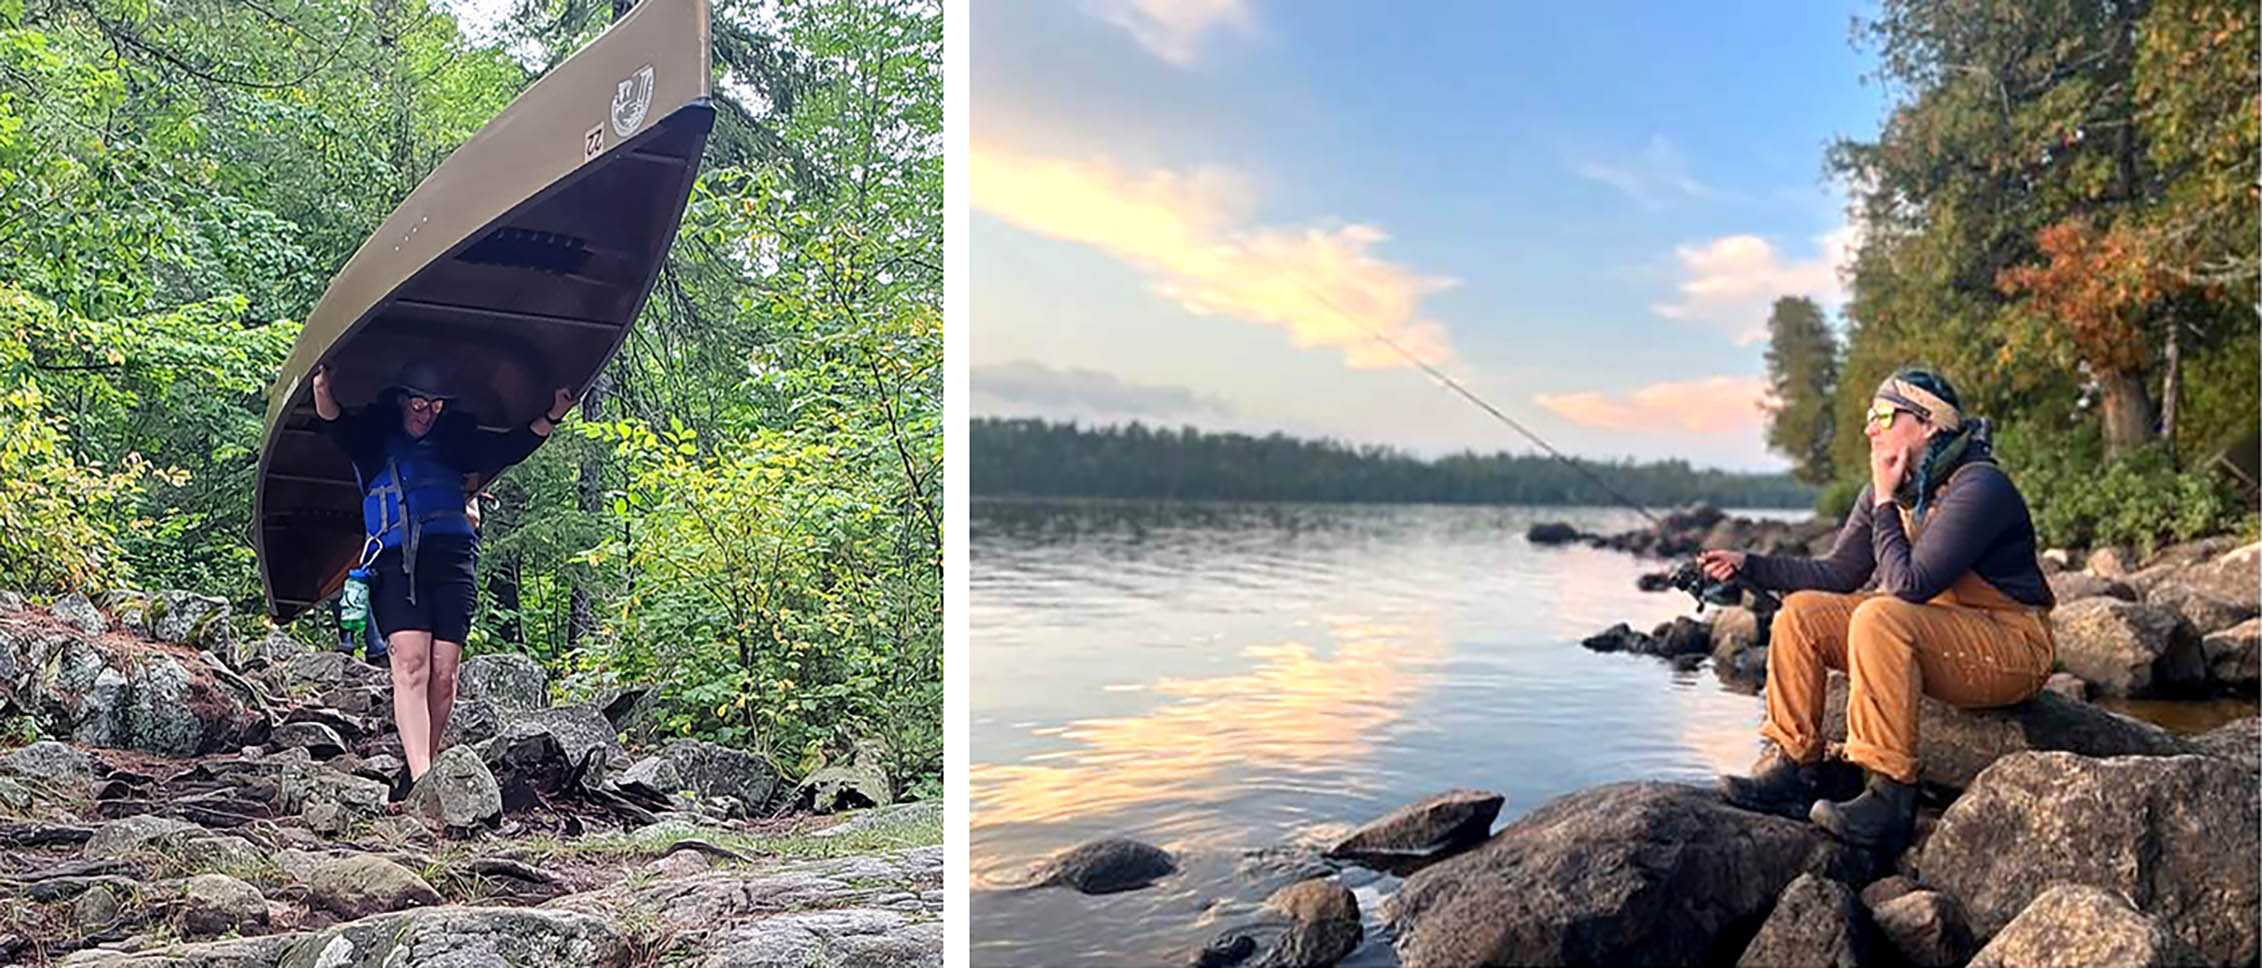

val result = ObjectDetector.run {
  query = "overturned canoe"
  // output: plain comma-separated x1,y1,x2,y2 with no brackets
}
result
254,0,713,621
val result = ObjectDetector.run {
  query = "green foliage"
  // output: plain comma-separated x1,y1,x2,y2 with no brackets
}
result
0,379,146,593
0,0,941,796
1996,422,2248,555
973,418,1817,508
1761,296,1840,485
1820,0,2255,538
1814,477,1864,522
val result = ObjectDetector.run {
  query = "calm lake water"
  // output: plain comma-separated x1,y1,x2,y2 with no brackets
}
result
969,498,1816,967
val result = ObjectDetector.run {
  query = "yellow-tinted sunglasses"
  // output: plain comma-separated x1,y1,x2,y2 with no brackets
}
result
1866,402,1919,429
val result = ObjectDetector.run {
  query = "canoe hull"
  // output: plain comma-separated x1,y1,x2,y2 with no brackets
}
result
255,0,713,621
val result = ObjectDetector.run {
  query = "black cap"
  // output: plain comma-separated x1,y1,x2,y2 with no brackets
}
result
390,361,456,401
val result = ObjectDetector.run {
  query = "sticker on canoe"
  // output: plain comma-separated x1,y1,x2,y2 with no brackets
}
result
585,123,604,160
611,65,655,139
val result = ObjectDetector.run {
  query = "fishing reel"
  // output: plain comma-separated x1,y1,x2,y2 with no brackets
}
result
1666,559,1783,620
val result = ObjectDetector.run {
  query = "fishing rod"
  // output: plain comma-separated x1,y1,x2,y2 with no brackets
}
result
1287,276,1669,530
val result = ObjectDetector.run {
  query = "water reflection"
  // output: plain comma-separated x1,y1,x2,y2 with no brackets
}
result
972,613,1450,846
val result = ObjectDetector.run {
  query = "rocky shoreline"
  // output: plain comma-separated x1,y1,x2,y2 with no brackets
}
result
0,590,940,967
1007,517,2260,968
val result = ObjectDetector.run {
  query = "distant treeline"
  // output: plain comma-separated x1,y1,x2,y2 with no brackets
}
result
971,418,1817,508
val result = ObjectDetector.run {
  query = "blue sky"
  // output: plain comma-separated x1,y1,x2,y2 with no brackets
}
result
972,0,1891,471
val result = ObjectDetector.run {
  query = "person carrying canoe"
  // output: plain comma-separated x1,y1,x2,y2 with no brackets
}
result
311,360,576,785
1705,368,2055,848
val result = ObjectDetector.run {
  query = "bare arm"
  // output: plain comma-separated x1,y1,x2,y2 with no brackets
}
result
311,363,340,421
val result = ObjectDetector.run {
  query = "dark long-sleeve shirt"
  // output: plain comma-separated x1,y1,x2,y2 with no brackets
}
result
321,402,546,491
1742,463,2054,608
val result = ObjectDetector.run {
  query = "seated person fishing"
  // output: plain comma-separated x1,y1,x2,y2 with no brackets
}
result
311,360,576,785
1700,369,2055,847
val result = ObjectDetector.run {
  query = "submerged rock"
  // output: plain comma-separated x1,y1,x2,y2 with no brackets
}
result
1032,838,1176,894
1325,789,1502,864
1259,878,1361,968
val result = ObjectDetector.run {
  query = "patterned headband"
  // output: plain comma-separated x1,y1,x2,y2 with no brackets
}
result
1875,377,1962,432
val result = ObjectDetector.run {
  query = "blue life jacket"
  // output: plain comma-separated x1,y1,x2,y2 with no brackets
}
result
359,430,474,555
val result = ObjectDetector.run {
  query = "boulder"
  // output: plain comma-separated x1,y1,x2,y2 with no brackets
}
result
655,737,780,812
1325,789,1502,863
2144,581,2255,636
307,854,442,919
150,590,232,649
2203,617,2259,690
1526,523,1580,545
0,739,95,782
2180,541,2261,606
2190,715,2258,772
1381,782,1876,967
1858,874,1919,912
271,721,347,759
2045,572,2134,604
59,648,264,757
72,884,119,932
276,906,624,968
181,872,268,937
2086,546,2136,577
797,759,893,814
1259,878,1361,968
2040,672,2086,702
84,814,204,860
1195,934,1259,968
1918,751,2258,965
276,762,388,823
51,592,108,636
1820,673,2190,789
1650,616,1711,657
495,706,627,779
0,589,21,612
458,653,547,714
1579,623,1647,654
1736,873,1876,968
1033,837,1176,894
407,746,503,834
1870,890,1973,968
2047,599,2206,697
1966,883,2202,968
439,696,503,749
481,728,574,812
177,834,264,875
616,756,682,795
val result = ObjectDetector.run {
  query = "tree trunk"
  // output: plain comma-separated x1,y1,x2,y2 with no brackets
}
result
567,371,608,653
2099,369,2157,458
487,552,522,645
2160,318,2181,465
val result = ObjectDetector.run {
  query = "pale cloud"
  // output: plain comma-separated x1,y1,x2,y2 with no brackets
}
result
973,360,1234,417
1574,135,1717,209
1086,0,1254,65
1651,222,1859,344
971,143,1458,370
1533,375,1771,434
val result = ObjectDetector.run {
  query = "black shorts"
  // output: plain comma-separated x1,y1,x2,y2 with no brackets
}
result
370,534,478,644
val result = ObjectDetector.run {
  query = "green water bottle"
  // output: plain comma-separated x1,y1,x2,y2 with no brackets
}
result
339,566,373,637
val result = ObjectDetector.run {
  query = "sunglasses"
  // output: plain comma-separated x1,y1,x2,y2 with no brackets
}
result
405,395,446,415
1866,402,1920,429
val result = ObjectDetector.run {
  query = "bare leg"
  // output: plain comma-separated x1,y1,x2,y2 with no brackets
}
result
427,640,463,755
389,630,436,779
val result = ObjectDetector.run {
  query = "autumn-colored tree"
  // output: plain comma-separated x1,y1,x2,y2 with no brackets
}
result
1997,219,2171,454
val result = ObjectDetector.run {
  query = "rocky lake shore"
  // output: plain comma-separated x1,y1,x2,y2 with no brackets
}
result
1007,510,2260,968
0,590,940,967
